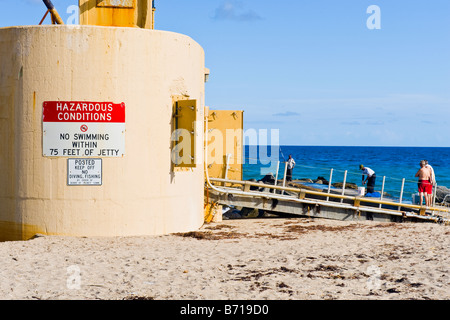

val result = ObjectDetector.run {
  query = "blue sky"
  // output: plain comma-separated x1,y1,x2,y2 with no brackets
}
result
1,0,449,147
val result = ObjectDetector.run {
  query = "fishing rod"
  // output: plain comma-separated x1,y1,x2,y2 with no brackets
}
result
279,146,286,162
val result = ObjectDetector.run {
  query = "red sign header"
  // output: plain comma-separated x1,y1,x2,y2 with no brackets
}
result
43,101,125,123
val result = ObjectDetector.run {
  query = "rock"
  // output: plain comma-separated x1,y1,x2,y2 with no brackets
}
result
223,208,242,219
315,176,329,185
332,182,358,190
347,183,358,190
259,174,276,185
240,208,260,218
287,182,322,192
435,185,450,204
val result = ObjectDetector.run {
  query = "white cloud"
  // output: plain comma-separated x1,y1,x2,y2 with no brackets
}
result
273,111,300,117
212,1,263,22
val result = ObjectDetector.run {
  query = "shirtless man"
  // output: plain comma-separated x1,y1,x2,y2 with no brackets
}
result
415,160,432,206
424,160,435,206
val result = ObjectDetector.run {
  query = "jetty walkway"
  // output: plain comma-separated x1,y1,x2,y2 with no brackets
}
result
205,176,450,225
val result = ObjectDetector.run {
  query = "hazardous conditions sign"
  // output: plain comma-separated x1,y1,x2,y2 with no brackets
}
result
43,101,125,157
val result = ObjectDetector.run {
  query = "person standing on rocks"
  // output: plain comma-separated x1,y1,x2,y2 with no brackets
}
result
360,165,376,194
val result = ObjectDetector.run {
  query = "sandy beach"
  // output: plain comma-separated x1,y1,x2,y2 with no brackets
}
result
0,217,448,300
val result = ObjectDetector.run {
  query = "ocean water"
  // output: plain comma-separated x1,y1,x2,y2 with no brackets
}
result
243,146,450,201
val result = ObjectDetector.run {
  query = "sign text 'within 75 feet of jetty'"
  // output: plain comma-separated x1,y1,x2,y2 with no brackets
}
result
42,101,126,158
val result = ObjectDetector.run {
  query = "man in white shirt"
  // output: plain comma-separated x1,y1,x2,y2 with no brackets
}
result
360,164,376,194
286,155,295,182
424,160,435,184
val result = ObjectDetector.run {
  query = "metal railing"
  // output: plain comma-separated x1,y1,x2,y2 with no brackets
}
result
207,176,450,223
238,159,439,207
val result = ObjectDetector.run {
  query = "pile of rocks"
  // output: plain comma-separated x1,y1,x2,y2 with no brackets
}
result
436,185,450,205
295,177,358,190
252,174,361,191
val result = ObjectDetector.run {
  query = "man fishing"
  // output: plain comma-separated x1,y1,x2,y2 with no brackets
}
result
360,164,376,194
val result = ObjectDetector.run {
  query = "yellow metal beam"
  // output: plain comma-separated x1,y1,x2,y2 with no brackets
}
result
42,0,64,24
49,8,64,24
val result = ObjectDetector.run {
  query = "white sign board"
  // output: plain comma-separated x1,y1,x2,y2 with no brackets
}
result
43,101,125,157
68,158,102,186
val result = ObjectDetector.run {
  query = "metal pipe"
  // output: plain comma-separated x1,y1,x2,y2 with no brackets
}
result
398,178,405,210
433,183,437,207
282,161,288,188
379,176,386,208
273,161,280,193
39,10,50,25
42,0,64,25
340,170,347,203
326,168,333,201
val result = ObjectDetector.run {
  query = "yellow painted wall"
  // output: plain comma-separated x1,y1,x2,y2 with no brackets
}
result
79,0,153,28
206,109,243,181
0,25,205,241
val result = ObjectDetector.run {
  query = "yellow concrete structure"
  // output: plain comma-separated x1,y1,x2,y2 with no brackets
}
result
206,109,243,181
0,25,205,241
79,0,153,28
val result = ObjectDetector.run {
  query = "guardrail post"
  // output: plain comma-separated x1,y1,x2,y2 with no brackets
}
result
273,161,280,193
379,176,385,208
340,170,347,203
326,169,333,201
398,178,405,210
433,183,437,207
282,161,288,188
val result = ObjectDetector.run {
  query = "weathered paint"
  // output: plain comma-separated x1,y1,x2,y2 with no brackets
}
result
0,25,205,240
79,0,152,28
96,0,136,8
206,109,244,181
0,221,47,242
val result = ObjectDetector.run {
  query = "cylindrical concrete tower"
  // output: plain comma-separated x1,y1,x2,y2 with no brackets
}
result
0,25,205,241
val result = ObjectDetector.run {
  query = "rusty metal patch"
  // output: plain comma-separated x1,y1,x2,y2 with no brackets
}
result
96,0,135,8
